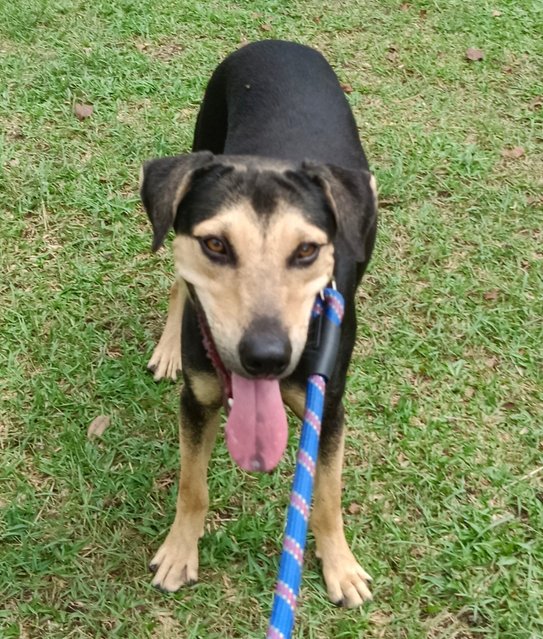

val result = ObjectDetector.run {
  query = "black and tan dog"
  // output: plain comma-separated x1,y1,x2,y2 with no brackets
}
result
140,40,377,608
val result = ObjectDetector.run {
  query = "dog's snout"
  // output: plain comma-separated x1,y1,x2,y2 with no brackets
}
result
239,317,292,377
239,334,292,377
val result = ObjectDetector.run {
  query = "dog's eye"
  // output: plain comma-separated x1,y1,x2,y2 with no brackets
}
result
199,235,230,262
292,242,320,266
204,237,226,254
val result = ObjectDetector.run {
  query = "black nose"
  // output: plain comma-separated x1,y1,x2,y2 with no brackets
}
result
239,317,292,377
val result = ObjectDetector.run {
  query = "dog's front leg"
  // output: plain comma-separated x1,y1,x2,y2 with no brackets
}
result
150,382,220,592
312,404,373,608
148,279,186,381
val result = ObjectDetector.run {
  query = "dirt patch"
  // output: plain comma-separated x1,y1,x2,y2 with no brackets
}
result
425,610,478,639
134,40,185,62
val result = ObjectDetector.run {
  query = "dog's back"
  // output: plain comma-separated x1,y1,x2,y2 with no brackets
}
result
193,40,368,171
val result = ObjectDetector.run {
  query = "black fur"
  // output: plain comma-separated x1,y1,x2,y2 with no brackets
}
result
141,40,379,604
141,151,214,251
174,164,338,239
193,41,368,169
141,40,378,456
142,40,377,481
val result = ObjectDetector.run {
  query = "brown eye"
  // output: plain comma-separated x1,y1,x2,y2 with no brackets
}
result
292,242,320,266
204,237,226,254
199,235,233,264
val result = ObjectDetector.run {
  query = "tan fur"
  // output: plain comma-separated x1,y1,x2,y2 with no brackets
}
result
173,198,334,377
369,174,378,207
188,371,222,407
171,173,196,221
148,170,375,604
147,280,186,381
150,410,220,591
280,383,306,419
224,157,293,173
311,430,373,607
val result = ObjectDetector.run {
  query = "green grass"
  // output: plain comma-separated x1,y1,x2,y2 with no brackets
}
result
1,0,542,637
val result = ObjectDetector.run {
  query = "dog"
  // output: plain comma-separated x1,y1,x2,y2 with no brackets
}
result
140,40,377,608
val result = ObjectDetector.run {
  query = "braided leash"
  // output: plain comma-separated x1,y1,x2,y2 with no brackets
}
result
267,287,345,639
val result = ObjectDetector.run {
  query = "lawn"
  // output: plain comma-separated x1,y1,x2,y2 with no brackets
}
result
1,0,542,637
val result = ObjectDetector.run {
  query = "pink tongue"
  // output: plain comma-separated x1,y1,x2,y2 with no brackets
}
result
225,373,288,472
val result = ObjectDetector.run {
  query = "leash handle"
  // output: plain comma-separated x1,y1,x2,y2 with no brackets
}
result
267,288,344,639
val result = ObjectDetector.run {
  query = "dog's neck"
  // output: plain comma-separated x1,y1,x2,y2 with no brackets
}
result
186,282,233,408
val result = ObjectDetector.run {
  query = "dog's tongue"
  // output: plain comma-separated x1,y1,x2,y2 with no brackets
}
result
225,373,288,473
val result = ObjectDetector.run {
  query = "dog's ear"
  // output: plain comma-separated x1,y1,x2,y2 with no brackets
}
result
301,162,377,262
140,151,215,251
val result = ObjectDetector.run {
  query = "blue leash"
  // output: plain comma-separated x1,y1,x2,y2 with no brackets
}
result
267,287,345,639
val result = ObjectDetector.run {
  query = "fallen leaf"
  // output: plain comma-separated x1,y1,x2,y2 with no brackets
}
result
502,65,513,73
400,2,410,10
483,289,499,301
419,9,427,18
74,103,93,120
260,23,272,32
530,96,543,110
347,502,362,515
492,9,502,17
340,82,354,94
466,48,484,62
502,401,516,410
87,415,110,438
501,146,525,159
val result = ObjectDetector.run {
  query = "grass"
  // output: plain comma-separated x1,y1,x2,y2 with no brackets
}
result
1,0,542,637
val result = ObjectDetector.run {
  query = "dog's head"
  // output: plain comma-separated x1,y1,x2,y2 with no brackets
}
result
140,151,376,379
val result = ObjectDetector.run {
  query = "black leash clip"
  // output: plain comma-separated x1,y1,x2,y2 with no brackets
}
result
303,287,344,381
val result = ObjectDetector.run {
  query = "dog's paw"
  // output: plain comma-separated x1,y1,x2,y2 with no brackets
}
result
149,535,198,592
147,342,181,382
321,549,373,608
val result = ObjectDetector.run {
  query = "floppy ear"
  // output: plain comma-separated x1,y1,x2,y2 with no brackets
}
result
140,150,215,251
301,162,378,262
